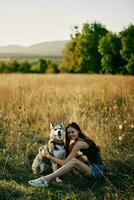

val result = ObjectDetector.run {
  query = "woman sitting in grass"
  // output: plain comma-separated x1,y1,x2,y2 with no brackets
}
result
29,122,106,187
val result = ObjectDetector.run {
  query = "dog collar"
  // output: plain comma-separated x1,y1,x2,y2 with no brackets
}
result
51,140,64,145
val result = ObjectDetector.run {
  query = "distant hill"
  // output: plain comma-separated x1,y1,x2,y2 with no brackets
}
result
0,40,68,58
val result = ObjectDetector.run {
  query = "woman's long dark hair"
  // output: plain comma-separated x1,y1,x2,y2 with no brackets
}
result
65,122,100,155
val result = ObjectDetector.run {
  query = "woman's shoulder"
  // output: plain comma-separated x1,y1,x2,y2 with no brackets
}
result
76,138,89,148
78,138,88,143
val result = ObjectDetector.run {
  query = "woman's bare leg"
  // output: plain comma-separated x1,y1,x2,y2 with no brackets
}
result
41,158,92,181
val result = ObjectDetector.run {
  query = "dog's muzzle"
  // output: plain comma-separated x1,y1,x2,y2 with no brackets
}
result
58,131,62,137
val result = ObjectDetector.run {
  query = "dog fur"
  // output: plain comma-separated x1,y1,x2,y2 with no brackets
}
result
32,122,66,182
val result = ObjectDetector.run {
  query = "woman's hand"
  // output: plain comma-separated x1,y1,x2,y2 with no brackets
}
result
38,146,65,166
39,146,50,158
42,149,50,158
40,148,64,165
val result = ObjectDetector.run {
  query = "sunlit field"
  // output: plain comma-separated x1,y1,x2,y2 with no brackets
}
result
0,74,134,200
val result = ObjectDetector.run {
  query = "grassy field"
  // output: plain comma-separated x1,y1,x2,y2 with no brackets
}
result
0,74,134,200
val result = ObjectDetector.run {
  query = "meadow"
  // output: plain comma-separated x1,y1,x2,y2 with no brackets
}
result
0,74,133,200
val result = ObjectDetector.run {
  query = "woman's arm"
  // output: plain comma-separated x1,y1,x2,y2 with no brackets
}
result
40,140,89,166
40,149,64,166
64,141,89,164
47,154,64,166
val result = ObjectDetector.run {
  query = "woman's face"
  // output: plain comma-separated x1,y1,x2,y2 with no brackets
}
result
67,127,79,140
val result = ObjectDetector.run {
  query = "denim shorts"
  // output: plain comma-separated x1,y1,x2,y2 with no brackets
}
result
90,164,107,179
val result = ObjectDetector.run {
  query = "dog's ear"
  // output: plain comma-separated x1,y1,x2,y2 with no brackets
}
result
61,123,64,129
50,121,54,130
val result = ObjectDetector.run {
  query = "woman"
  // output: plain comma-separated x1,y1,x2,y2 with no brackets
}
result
29,122,106,187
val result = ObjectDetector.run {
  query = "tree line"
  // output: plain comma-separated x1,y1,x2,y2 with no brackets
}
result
0,59,59,73
0,22,134,74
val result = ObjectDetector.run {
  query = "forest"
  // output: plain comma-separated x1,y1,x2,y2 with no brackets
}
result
0,22,134,74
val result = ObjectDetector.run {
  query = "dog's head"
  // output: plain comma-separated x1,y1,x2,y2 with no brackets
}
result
50,122,64,142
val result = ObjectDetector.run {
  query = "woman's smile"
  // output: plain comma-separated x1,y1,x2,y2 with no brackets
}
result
67,127,79,140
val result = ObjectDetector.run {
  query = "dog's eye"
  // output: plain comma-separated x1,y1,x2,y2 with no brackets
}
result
54,128,57,131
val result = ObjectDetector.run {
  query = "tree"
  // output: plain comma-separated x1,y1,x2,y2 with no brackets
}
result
59,22,108,73
18,61,31,73
126,55,134,74
39,59,47,73
98,32,125,74
80,22,108,73
59,40,75,73
6,59,20,72
59,28,83,73
0,61,6,73
120,24,134,74
46,60,59,73
31,64,40,73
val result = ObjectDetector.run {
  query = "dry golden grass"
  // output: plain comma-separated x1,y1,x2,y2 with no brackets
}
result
0,74,134,200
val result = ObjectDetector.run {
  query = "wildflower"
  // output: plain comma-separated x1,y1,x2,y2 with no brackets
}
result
113,106,117,110
118,136,123,141
105,117,108,122
0,113,2,119
18,132,22,136
118,134,124,141
123,120,127,124
119,124,123,130
130,124,134,129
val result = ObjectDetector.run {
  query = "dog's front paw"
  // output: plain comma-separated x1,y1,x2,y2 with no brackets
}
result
56,177,62,183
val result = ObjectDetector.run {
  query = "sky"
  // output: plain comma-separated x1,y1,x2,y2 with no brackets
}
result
0,0,134,46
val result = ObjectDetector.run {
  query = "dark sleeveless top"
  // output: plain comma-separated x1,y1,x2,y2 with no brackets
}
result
79,139,103,165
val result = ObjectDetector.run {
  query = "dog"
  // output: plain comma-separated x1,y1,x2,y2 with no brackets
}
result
32,122,66,182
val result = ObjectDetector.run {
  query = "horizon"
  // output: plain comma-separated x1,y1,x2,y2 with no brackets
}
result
0,0,134,46
0,40,68,48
